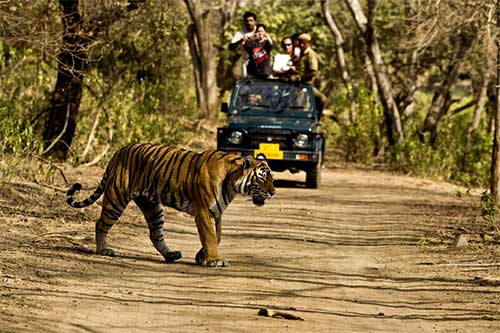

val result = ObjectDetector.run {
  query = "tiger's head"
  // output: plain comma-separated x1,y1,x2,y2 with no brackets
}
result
238,154,276,206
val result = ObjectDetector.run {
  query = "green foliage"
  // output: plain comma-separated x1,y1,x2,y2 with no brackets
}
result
0,44,55,129
324,82,492,188
0,0,496,192
0,105,45,180
69,0,197,165
479,191,499,242
323,84,383,163
0,106,43,156
1,0,198,167
389,134,455,180
480,191,496,229
72,67,196,164
388,94,491,187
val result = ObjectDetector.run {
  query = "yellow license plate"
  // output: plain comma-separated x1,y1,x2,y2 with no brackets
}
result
254,143,283,160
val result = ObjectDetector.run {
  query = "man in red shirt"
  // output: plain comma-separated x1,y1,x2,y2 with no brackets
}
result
243,24,273,79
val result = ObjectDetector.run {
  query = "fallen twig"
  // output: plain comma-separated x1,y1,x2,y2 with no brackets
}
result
472,277,500,287
33,179,67,193
258,308,304,321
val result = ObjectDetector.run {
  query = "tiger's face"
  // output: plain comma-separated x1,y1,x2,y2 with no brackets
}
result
244,157,276,206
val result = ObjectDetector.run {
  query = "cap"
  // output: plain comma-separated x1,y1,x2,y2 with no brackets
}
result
298,33,311,42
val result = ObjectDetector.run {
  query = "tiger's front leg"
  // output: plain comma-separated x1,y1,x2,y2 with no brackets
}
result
194,211,228,267
134,196,182,263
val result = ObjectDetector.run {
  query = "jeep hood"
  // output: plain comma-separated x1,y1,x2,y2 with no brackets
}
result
228,116,317,131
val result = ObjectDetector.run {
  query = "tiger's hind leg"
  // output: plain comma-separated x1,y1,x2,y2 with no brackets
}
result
95,195,128,257
134,196,182,262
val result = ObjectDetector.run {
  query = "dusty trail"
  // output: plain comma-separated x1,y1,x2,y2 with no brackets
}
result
1,166,499,332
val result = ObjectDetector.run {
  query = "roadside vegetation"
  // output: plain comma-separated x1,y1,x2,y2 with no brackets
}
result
0,0,496,194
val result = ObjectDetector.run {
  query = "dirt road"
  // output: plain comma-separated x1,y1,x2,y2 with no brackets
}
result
1,166,499,332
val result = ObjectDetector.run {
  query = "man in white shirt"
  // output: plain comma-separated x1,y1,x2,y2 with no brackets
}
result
272,37,294,78
229,12,257,79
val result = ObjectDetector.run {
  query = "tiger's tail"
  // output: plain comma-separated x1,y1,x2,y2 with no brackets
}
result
66,176,107,208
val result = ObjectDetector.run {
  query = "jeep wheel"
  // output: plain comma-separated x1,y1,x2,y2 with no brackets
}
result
306,152,322,189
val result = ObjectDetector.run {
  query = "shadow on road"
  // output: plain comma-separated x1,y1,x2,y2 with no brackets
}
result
273,179,306,188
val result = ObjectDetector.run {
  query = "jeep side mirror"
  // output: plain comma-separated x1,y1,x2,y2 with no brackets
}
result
221,102,228,113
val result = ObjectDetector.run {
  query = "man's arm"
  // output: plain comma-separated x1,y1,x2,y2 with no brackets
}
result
229,40,240,51
289,70,316,83
229,31,243,50
301,70,317,83
265,33,273,46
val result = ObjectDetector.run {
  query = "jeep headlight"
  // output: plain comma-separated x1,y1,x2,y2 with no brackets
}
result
228,130,243,144
294,133,309,148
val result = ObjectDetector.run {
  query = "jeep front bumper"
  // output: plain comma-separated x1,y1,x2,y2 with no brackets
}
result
218,147,320,172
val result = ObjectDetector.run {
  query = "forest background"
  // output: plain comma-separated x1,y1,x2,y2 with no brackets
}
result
0,0,496,188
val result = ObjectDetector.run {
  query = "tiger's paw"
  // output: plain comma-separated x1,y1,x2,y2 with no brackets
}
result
195,248,229,267
163,250,182,263
205,259,229,267
97,248,116,257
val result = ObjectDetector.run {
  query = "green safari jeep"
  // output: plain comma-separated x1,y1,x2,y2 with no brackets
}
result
217,79,325,188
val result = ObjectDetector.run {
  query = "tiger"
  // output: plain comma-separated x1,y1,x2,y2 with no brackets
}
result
66,143,275,267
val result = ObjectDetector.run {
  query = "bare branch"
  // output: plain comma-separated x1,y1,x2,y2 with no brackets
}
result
42,104,70,155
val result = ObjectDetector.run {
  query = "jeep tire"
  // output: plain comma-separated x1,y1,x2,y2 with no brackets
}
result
306,152,322,189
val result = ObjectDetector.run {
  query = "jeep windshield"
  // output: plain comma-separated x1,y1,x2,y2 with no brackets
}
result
231,80,313,117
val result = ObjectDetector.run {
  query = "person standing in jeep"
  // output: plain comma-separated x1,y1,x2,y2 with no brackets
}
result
243,24,273,79
229,11,257,79
291,33,327,117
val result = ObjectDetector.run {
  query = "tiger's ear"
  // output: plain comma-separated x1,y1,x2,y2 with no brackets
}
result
244,155,255,169
255,153,267,162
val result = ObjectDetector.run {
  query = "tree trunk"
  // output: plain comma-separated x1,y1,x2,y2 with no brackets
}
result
184,0,235,120
216,0,238,95
468,4,495,147
1,40,11,71
345,0,403,145
322,0,357,123
422,31,474,145
42,0,86,161
187,23,205,115
490,0,500,204
468,74,490,146
362,49,378,109
400,0,419,120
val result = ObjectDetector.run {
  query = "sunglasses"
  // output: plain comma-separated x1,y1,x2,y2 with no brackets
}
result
283,43,292,46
